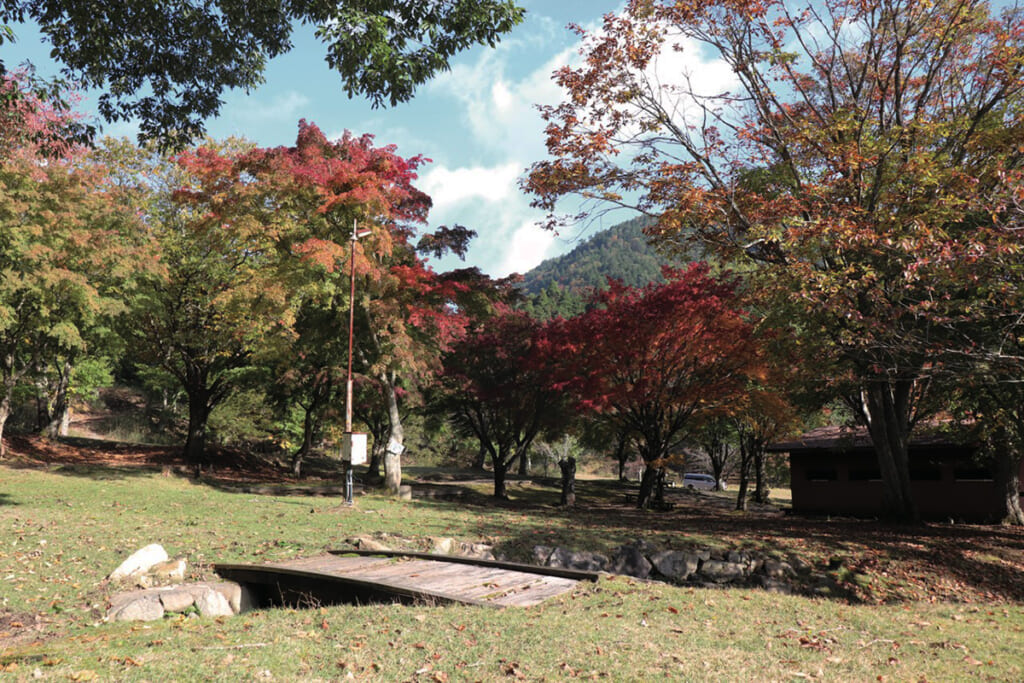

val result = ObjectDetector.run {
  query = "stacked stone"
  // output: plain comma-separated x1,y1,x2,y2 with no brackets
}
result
105,544,254,622
533,541,826,595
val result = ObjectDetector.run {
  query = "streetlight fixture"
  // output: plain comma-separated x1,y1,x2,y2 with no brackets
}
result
341,219,370,505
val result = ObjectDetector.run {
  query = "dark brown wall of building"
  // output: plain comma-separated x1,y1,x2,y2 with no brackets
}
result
788,448,1024,521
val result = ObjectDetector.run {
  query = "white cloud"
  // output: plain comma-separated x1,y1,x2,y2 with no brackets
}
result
421,162,557,277
421,163,521,211
427,44,575,160
650,32,741,128
499,220,557,277
236,91,311,123
416,6,738,278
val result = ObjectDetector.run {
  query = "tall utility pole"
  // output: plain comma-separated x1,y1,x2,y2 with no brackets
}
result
343,219,370,504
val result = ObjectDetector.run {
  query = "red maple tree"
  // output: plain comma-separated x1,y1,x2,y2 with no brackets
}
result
546,264,762,508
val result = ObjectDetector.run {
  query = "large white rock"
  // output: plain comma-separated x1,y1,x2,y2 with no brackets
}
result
158,588,198,613
108,597,165,622
195,587,234,617
109,544,169,580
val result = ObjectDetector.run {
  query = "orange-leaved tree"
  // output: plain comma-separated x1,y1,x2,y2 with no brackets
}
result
527,0,1024,520
237,122,487,491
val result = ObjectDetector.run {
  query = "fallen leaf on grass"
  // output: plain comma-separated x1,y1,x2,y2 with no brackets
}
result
799,636,831,652
110,656,141,667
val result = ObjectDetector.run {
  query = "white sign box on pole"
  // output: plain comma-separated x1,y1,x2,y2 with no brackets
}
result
342,432,368,465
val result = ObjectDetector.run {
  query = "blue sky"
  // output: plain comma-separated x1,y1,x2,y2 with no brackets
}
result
4,1,630,277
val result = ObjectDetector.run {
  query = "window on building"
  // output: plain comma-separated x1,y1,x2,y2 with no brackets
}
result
953,465,994,482
909,465,942,481
806,468,838,481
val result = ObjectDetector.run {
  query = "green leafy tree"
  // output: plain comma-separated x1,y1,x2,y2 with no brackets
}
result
527,0,1024,521
0,76,136,454
111,137,304,472
265,297,347,477
1,0,524,147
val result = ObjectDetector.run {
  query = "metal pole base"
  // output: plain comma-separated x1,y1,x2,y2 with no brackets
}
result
345,463,354,506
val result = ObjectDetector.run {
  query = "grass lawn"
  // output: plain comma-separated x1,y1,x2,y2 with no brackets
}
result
1,436,1023,681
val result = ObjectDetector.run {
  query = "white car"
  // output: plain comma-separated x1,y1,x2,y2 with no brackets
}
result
682,473,722,491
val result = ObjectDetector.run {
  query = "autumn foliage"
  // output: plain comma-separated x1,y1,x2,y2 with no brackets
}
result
544,264,761,507
437,310,568,499
527,0,1024,520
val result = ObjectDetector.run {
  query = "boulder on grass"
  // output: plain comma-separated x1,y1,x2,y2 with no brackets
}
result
547,547,608,572
699,560,747,583
532,545,554,566
195,587,234,617
158,588,197,613
609,545,652,579
108,596,165,622
109,544,169,581
348,536,390,552
149,558,187,582
650,551,700,582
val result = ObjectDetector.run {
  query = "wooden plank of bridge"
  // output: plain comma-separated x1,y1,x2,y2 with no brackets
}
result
214,551,596,608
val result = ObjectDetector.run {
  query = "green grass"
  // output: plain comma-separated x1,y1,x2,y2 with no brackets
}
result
2,464,1023,681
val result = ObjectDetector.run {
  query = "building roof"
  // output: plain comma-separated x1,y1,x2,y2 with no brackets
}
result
767,424,964,453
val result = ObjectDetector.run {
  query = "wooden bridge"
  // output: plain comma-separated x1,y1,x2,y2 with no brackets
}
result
214,550,599,609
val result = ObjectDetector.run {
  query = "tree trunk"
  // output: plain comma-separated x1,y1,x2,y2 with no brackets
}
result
367,442,384,479
44,359,73,439
0,394,9,459
995,449,1024,525
637,464,658,509
381,376,404,495
184,388,213,477
517,447,531,476
735,433,753,511
493,455,509,499
291,405,317,478
34,382,49,432
861,381,918,521
559,457,576,506
753,446,769,504
702,429,730,491
615,434,628,482
0,354,18,458
59,405,71,437
473,443,487,470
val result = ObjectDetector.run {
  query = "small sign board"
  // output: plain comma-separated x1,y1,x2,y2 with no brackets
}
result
386,438,405,456
341,432,368,465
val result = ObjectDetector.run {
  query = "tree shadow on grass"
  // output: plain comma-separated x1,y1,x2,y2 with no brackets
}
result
2,433,340,486
0,493,15,506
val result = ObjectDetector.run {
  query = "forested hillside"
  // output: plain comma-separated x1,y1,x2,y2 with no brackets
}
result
517,216,672,319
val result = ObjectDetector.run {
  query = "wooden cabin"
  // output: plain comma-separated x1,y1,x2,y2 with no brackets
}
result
768,426,1024,521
